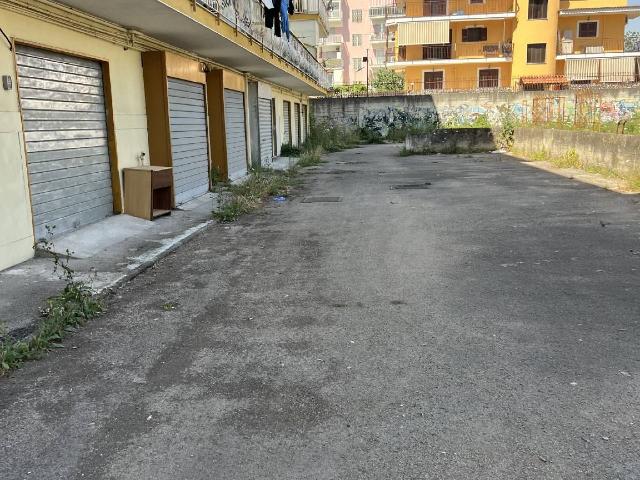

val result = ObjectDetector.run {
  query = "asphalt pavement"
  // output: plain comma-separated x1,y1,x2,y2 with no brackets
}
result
1,144,639,479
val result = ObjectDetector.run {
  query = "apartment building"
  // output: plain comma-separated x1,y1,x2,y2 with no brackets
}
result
0,0,329,271
319,0,404,85
384,0,640,91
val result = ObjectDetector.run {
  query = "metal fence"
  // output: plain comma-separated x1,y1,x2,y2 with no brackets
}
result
328,72,640,97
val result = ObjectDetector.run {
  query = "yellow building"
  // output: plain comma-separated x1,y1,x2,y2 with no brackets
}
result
0,0,329,271
385,0,640,91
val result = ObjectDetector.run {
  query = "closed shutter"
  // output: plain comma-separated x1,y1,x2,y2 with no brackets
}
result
16,45,113,240
258,98,273,165
301,105,308,144
224,89,248,180
295,103,301,146
283,100,291,146
167,78,209,204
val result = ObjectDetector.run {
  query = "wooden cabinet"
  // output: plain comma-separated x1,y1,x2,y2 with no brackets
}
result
123,166,174,220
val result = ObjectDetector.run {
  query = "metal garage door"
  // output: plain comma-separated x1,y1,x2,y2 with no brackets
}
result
258,98,273,165
294,102,301,146
168,78,209,204
16,45,113,240
301,104,308,144
283,100,291,146
224,89,248,180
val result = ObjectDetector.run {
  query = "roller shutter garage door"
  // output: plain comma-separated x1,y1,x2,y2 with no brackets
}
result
168,78,210,204
224,89,248,180
301,104,308,144
16,45,113,240
258,98,273,165
295,102,301,146
283,100,292,146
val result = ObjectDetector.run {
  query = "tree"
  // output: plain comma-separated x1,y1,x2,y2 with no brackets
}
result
625,31,640,52
372,68,405,93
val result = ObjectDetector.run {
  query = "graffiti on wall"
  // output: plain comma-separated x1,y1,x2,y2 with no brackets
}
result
312,90,640,131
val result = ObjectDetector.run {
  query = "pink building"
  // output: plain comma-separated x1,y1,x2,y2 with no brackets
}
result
320,0,403,85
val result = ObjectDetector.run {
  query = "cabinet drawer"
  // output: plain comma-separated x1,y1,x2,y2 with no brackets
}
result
152,170,172,189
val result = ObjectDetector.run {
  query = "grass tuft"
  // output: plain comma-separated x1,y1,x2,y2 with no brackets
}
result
0,282,102,375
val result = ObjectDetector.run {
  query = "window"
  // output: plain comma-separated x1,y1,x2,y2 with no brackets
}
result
352,34,362,46
470,0,484,3
424,71,444,90
462,27,487,42
352,9,362,22
353,58,363,70
423,0,447,16
478,68,499,88
528,0,548,19
578,21,598,38
527,43,546,64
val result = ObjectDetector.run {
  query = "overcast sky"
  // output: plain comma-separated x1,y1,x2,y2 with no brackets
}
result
628,0,640,32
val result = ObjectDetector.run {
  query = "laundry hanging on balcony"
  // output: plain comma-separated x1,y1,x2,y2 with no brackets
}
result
263,0,294,40
397,20,450,46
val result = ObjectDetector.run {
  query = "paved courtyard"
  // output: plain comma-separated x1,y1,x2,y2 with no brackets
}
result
1,144,640,479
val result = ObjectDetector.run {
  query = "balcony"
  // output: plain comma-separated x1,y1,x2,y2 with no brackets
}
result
293,0,329,32
195,0,331,89
404,0,514,17
328,0,341,21
394,41,512,64
323,57,344,69
370,32,391,43
558,38,626,56
54,0,330,93
369,1,406,19
321,34,344,46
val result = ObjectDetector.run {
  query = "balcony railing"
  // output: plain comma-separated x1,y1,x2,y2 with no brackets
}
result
322,34,344,45
406,0,514,16
327,1,341,20
370,32,388,42
558,38,626,55
369,5,406,18
323,58,344,69
293,0,329,30
195,0,331,89
397,42,512,62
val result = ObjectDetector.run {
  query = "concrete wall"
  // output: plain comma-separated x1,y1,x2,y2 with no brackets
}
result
406,128,497,154
311,88,640,135
513,127,640,175
0,7,150,271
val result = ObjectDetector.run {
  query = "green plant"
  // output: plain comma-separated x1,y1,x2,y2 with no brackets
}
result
1,230,102,375
297,146,324,167
332,83,367,96
280,143,302,157
372,68,405,93
213,169,298,223
305,119,360,152
497,107,519,150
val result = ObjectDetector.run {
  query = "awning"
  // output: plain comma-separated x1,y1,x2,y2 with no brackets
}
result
397,20,450,46
520,75,569,85
600,57,636,83
565,58,599,81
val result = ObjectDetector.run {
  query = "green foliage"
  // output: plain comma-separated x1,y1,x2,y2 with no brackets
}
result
625,31,640,53
296,146,324,167
1,231,102,375
332,83,367,96
372,68,405,92
280,143,302,157
213,169,298,222
443,114,491,129
496,107,519,149
305,119,361,152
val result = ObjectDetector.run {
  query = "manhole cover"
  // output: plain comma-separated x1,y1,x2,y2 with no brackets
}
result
390,183,431,190
301,197,343,203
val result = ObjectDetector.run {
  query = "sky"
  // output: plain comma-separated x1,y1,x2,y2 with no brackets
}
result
628,0,640,32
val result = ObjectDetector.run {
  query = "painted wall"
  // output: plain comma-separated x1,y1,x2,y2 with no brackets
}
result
513,126,640,175
311,88,640,134
404,63,513,90
0,8,150,271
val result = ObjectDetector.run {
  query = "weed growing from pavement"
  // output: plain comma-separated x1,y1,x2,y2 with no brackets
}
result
213,123,354,223
0,228,102,375
213,167,301,222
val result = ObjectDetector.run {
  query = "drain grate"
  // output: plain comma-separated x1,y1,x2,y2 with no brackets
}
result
316,169,357,175
390,183,432,190
301,196,343,203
